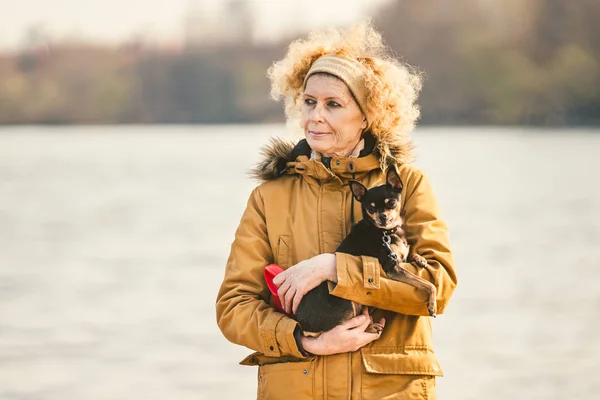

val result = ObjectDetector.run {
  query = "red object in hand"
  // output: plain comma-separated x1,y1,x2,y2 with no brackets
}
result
264,264,286,313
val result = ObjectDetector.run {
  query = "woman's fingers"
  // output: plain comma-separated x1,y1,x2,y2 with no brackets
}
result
270,255,336,314
272,271,287,287
341,314,369,330
354,306,371,330
284,287,296,314
291,290,304,315
277,280,290,297
356,313,373,331
277,281,290,309
313,313,385,355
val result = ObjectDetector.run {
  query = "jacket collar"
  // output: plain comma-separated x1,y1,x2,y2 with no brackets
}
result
286,152,380,183
249,131,402,183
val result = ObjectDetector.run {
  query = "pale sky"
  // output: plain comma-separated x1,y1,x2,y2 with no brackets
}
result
0,0,391,50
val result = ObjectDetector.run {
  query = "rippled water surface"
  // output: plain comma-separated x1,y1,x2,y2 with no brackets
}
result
1,125,599,399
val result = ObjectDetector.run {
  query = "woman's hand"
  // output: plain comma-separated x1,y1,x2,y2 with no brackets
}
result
272,253,337,315
300,308,385,355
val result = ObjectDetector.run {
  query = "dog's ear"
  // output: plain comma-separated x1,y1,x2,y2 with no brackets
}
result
386,167,403,191
348,180,367,201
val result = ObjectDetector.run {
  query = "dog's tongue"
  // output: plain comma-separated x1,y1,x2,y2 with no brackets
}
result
264,264,286,314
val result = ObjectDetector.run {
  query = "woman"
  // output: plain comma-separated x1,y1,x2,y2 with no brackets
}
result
216,22,457,399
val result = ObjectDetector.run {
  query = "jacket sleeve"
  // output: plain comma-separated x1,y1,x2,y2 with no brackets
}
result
330,167,458,316
215,187,306,358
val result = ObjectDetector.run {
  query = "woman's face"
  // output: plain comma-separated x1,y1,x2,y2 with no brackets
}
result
301,74,367,158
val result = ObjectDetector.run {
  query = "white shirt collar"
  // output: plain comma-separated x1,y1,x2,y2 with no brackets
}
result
310,138,365,161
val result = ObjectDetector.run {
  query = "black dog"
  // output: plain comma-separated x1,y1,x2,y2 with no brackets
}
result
295,167,437,334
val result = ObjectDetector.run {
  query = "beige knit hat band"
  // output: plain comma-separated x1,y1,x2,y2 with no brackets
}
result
303,54,369,121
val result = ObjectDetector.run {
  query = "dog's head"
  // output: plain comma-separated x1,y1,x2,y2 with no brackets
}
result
348,167,403,230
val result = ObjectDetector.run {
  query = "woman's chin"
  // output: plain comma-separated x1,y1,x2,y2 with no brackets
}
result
306,136,333,154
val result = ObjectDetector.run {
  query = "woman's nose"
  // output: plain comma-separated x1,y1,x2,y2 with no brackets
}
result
310,103,325,122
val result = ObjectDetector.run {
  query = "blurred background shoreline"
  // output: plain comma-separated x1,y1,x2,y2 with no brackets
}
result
2,125,599,400
1,0,599,127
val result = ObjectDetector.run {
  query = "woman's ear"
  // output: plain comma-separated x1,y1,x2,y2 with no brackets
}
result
361,117,367,130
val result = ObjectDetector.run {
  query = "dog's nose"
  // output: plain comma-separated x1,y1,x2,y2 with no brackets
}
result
379,213,387,222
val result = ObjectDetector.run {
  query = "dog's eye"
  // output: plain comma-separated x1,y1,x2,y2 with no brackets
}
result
366,206,376,214
386,199,397,208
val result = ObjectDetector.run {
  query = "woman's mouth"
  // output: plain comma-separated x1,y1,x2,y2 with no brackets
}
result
309,131,330,137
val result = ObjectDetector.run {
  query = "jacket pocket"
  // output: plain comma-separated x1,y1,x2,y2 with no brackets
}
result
361,349,440,399
361,347,443,376
361,371,431,400
258,360,314,400
276,236,292,268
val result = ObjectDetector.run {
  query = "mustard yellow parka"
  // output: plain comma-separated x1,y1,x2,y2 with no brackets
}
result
216,136,457,399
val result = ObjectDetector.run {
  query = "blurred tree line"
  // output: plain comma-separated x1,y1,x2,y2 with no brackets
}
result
0,0,598,126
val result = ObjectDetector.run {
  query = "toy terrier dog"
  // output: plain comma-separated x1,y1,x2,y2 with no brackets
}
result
295,167,437,334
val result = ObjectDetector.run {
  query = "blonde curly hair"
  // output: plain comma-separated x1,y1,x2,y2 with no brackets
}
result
267,21,423,167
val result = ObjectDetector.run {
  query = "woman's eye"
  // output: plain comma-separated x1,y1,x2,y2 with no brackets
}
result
327,101,341,108
304,98,315,105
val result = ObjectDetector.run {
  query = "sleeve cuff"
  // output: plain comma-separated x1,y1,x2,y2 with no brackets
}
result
294,326,311,357
260,312,284,356
274,317,305,358
261,312,303,358
362,255,380,289
330,252,352,298
331,253,381,298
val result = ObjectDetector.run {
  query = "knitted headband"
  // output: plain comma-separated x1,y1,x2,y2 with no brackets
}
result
303,54,369,122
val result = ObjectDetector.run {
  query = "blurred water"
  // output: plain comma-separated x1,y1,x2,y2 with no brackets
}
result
0,125,598,400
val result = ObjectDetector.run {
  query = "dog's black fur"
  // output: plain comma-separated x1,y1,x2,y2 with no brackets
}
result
295,167,437,334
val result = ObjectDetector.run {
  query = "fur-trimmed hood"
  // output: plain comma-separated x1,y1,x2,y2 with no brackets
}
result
249,132,413,182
